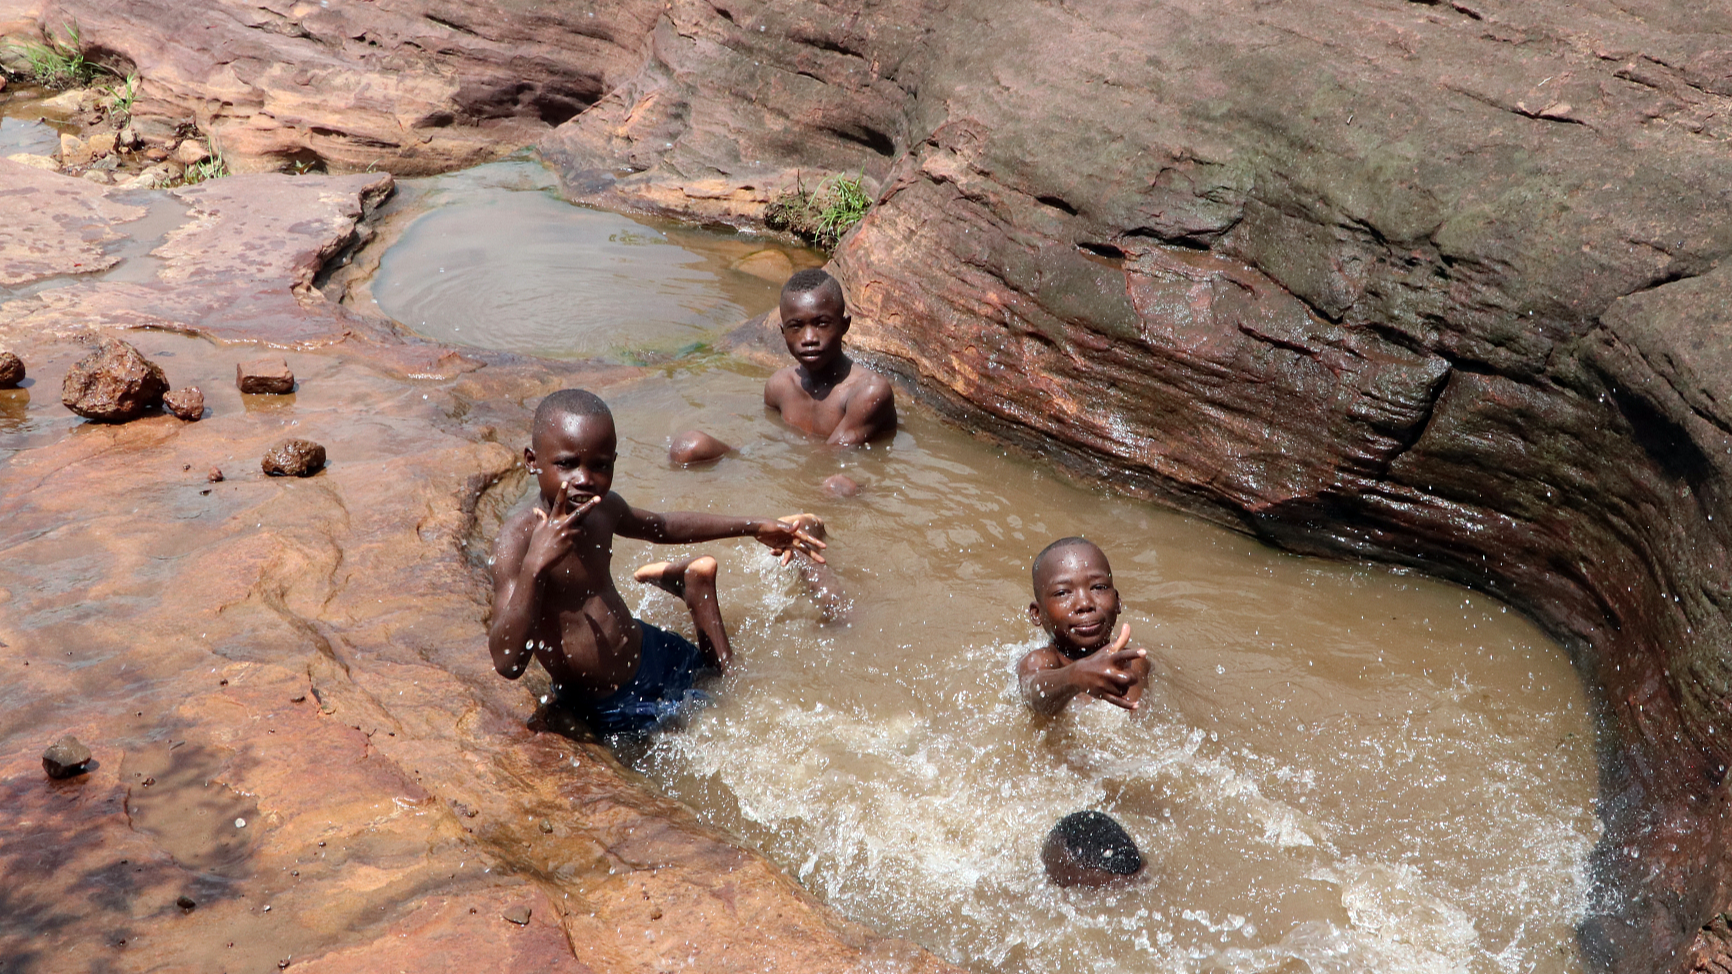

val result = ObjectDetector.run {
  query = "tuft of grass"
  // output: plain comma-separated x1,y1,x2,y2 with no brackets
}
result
181,140,228,185
8,23,96,89
764,172,873,250
103,73,139,119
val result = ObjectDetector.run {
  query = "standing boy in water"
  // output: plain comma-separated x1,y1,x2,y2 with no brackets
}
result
489,389,826,737
1018,537,1152,716
763,268,897,447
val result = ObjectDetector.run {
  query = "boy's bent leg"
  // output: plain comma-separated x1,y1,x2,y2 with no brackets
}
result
633,555,732,671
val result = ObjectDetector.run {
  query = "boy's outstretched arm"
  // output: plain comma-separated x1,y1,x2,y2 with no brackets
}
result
616,505,828,562
827,375,896,447
1018,625,1151,717
487,490,601,678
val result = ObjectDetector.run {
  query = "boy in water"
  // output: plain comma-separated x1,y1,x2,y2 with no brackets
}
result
763,268,897,448
1017,537,1152,716
1041,810,1146,887
488,389,826,737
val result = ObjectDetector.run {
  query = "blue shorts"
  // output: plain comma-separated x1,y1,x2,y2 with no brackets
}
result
574,621,715,738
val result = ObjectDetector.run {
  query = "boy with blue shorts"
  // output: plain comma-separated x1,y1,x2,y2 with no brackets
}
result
488,389,826,737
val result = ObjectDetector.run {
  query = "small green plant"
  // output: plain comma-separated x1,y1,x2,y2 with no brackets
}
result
181,140,228,185
103,73,139,119
9,23,95,89
765,171,873,250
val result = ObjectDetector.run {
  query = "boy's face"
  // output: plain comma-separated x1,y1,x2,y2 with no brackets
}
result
1029,543,1120,655
524,412,617,508
779,286,850,374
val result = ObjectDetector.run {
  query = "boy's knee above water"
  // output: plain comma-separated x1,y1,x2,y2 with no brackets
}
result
1042,810,1145,888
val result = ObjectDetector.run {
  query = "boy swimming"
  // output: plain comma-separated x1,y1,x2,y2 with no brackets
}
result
1041,810,1146,887
763,268,897,447
1017,537,1152,716
488,389,826,736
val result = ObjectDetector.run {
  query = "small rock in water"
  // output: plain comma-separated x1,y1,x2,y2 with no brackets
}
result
86,132,117,158
502,905,532,926
236,358,295,394
42,735,92,779
207,466,225,483
176,894,196,912
822,473,861,497
0,350,24,388
669,429,732,465
163,386,205,421
116,124,139,149
119,163,173,190
60,133,93,167
262,439,326,477
61,337,169,422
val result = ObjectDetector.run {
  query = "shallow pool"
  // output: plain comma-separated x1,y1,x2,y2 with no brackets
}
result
378,162,1600,974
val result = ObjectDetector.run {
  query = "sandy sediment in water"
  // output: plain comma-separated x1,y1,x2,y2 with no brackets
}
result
0,159,960,974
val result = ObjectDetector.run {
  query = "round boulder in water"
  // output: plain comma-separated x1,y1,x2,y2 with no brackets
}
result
262,439,327,477
61,337,168,421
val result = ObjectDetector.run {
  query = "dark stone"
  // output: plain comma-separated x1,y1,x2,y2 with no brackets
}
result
42,735,91,779
0,351,23,388
668,430,731,465
262,439,326,477
236,358,295,394
162,386,204,421
207,466,224,483
176,895,196,912
60,338,168,422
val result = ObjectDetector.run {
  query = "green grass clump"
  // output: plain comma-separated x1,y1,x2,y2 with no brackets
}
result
765,172,872,250
8,24,96,89
103,73,139,119
181,141,229,185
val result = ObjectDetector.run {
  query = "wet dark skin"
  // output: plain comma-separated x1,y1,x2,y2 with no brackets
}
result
763,284,897,446
488,411,825,700
1017,542,1151,717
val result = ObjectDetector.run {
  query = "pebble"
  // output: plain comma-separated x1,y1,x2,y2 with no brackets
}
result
262,439,326,477
176,895,196,912
236,358,295,394
208,466,225,483
163,386,205,421
0,350,23,388
42,735,92,779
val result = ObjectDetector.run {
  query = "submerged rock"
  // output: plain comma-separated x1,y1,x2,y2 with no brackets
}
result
0,351,23,388
237,358,295,394
262,439,326,477
163,386,205,421
42,736,91,779
61,337,168,422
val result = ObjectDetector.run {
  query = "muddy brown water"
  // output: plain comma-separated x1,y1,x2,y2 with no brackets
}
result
374,162,1601,974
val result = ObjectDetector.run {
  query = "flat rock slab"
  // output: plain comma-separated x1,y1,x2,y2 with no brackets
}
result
238,358,295,394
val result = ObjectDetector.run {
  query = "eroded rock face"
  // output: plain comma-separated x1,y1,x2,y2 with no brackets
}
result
60,336,169,421
539,2,1732,970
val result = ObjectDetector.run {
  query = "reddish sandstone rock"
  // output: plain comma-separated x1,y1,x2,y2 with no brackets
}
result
41,736,91,779
237,358,295,394
0,350,22,388
60,337,169,421
163,386,205,421
262,439,327,477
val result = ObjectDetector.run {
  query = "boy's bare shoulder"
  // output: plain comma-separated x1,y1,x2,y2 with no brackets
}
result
764,366,803,402
1017,644,1064,677
847,366,894,400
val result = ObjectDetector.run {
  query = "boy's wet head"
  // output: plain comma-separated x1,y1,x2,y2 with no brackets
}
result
779,268,850,374
1041,810,1144,887
527,389,617,505
1029,537,1121,655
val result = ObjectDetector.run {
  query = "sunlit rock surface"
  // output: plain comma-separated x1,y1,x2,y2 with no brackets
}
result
535,2,1732,971
0,159,959,974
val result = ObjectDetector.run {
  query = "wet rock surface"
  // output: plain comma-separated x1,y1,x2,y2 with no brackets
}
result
534,1,1732,970
0,169,959,974
163,385,204,421
41,735,91,779
60,336,169,421
261,438,327,477
0,350,21,387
